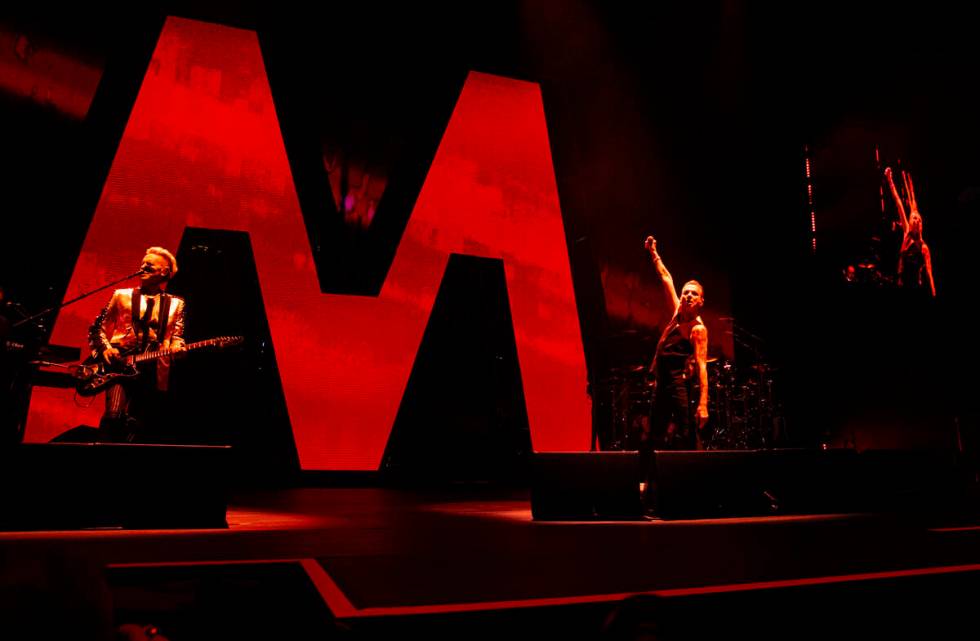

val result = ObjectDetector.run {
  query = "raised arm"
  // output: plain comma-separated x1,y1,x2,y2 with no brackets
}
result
902,169,920,217
884,167,909,234
645,235,679,314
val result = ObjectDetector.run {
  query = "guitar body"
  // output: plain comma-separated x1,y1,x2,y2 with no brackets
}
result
73,354,140,396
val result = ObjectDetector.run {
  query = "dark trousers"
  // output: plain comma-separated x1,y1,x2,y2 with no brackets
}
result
640,377,695,504
649,379,695,450
98,364,167,443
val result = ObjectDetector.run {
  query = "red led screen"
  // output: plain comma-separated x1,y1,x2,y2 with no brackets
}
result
24,17,591,469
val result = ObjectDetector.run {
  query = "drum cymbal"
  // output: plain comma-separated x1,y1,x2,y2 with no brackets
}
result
609,364,648,374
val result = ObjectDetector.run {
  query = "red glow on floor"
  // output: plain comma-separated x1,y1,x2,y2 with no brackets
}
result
23,17,591,469
304,558,980,618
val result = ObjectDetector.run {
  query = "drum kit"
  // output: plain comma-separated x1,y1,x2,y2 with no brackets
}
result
845,261,894,288
703,359,781,449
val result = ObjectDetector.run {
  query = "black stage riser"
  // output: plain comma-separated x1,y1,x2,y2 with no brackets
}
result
0,443,231,530
531,452,643,520
532,449,975,520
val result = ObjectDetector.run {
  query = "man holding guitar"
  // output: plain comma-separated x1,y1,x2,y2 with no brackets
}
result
88,247,186,442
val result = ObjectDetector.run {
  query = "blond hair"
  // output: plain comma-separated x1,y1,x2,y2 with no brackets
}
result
145,246,178,279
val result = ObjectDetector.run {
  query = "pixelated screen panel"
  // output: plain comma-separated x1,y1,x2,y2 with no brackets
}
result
24,17,590,469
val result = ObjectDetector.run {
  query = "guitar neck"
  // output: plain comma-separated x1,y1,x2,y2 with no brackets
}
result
134,339,217,363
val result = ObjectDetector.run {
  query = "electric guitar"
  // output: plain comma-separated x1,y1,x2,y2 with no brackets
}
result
72,336,243,396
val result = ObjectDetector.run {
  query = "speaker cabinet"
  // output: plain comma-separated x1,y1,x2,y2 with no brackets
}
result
531,452,643,520
651,448,972,519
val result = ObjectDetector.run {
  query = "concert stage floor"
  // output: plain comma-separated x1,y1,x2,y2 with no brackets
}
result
3,487,980,638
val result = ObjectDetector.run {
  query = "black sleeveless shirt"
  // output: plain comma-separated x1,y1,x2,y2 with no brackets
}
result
654,320,694,383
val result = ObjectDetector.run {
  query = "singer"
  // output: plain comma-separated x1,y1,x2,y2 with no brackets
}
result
643,234,709,450
884,167,936,297
88,247,186,442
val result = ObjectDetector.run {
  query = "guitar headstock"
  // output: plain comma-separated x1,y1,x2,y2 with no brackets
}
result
211,336,244,349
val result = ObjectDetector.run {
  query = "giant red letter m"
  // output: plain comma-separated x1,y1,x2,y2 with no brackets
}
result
25,17,591,469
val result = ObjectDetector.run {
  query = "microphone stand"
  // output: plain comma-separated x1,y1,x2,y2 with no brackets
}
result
3,269,143,444
13,270,144,330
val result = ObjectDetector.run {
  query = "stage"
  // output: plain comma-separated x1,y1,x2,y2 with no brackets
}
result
4,6,980,637
3,486,980,638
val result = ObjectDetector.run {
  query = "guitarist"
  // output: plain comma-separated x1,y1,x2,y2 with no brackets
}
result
88,247,186,442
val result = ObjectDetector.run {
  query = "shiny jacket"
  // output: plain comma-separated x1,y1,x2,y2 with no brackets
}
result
88,288,185,390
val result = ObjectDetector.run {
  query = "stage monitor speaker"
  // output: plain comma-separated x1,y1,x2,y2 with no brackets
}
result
760,448,862,514
855,448,972,515
652,450,770,519
0,443,232,530
531,452,643,520
653,448,973,520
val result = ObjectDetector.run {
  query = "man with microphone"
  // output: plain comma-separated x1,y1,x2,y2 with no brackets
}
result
88,247,186,442
643,235,709,449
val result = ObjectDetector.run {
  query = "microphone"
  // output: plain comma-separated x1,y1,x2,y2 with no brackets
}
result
124,267,149,279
